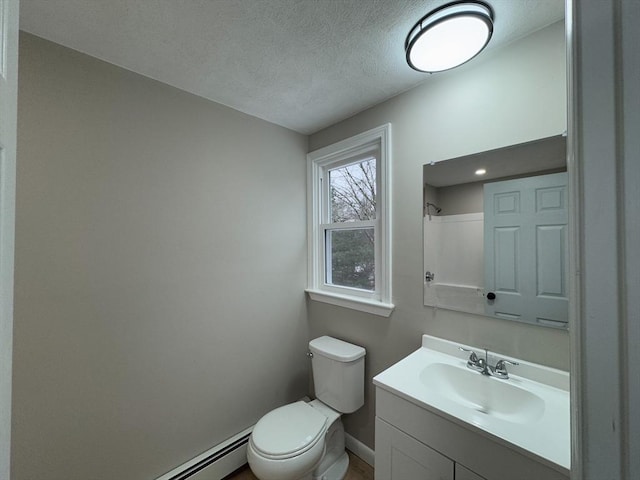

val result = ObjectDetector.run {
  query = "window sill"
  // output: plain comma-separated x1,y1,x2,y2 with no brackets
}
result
305,289,395,317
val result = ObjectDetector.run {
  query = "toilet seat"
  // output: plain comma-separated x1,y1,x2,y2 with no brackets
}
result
250,401,328,459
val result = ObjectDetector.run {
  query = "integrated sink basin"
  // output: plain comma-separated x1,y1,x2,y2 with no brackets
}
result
373,335,570,472
419,362,545,424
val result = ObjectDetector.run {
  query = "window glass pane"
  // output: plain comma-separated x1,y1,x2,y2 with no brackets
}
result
329,158,376,222
326,228,375,291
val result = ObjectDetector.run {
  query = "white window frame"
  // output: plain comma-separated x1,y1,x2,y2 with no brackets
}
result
306,124,393,317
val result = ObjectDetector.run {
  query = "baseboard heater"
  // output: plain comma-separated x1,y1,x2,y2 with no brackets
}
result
156,426,253,480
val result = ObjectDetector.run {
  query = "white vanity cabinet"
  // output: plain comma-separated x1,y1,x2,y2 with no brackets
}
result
376,417,487,480
455,464,486,480
375,417,454,479
374,387,567,480
373,335,570,480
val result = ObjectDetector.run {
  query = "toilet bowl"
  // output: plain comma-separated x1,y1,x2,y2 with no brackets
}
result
247,400,346,480
247,336,366,480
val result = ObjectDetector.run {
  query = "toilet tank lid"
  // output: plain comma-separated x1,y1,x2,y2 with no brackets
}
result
309,336,366,362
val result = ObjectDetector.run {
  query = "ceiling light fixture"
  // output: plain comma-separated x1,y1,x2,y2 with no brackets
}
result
405,1,494,73
475,168,487,176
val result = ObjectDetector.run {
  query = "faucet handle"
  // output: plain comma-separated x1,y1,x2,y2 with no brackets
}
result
492,358,519,379
458,346,477,360
495,358,519,369
459,347,485,371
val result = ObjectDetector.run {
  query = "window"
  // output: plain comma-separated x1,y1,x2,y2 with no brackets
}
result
306,124,393,317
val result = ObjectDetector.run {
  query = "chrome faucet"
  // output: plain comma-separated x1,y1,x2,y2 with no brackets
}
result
458,347,519,379
459,346,489,374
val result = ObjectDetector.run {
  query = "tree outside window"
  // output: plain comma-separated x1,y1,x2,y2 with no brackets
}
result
327,158,376,291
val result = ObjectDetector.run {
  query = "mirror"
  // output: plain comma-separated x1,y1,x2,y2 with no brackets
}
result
423,135,568,329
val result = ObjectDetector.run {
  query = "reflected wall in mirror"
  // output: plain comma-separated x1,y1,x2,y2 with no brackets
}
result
423,135,568,329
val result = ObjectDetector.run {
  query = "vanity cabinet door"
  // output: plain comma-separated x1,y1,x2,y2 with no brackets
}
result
455,464,487,480
375,417,453,480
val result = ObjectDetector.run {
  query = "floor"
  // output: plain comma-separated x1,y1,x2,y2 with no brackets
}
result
224,450,374,480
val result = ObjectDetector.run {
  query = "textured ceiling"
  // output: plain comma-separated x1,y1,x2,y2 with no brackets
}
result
19,0,564,134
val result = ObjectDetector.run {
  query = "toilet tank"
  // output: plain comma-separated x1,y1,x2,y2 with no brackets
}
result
309,336,366,414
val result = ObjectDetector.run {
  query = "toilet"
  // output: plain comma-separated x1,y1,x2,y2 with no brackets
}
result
247,336,366,480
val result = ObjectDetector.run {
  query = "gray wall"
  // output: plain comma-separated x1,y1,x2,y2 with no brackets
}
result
13,34,309,480
435,181,484,215
308,22,569,449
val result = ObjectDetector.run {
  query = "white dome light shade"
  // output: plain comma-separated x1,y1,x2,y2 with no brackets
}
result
406,2,494,73
408,16,491,71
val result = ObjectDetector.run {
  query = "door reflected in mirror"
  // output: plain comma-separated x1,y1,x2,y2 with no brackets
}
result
423,135,568,329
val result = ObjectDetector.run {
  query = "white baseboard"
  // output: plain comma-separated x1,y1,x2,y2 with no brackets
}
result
345,433,375,467
154,424,374,480
155,426,252,480
187,443,248,480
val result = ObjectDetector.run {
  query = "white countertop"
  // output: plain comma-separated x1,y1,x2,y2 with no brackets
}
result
373,335,570,472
